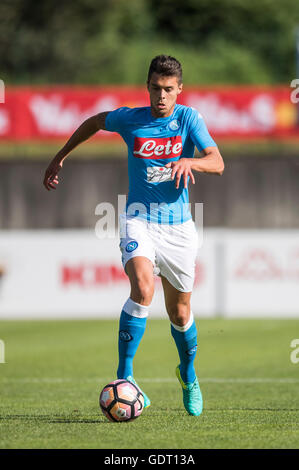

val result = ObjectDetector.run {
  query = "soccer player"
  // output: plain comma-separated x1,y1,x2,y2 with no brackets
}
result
43,55,224,416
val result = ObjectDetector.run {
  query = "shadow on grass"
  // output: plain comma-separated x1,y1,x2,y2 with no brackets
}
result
1,407,299,424
0,414,108,424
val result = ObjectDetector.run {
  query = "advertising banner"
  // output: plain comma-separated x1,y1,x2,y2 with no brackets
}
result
0,229,298,319
224,230,299,317
0,230,216,319
1,86,298,141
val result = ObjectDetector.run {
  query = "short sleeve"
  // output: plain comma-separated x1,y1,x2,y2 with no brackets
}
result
105,107,131,133
188,108,217,151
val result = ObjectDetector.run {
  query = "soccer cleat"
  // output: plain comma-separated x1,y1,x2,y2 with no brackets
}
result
175,365,203,416
126,375,151,409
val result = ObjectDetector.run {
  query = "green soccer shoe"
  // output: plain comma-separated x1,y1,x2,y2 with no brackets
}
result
126,375,151,409
175,365,203,416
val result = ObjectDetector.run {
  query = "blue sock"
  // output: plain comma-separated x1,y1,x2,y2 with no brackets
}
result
117,298,148,379
171,314,198,384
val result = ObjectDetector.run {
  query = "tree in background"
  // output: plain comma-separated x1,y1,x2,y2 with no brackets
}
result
0,0,299,85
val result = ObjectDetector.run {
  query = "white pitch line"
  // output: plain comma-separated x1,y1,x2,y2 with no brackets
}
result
1,377,299,384
198,378,299,384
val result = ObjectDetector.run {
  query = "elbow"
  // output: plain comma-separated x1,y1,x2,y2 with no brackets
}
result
217,163,225,175
211,149,225,175
216,157,225,175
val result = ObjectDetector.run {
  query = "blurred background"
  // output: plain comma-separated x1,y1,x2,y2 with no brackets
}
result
1,0,299,319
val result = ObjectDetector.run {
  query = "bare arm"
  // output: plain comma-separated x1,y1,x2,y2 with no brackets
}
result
43,112,110,191
191,146,225,175
165,146,225,189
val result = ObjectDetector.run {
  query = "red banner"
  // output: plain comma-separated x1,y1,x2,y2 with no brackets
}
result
0,86,298,141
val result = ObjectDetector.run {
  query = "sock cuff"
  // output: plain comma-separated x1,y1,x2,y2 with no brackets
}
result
122,297,149,318
171,311,194,332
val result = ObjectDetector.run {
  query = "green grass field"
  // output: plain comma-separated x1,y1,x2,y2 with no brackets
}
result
0,318,299,449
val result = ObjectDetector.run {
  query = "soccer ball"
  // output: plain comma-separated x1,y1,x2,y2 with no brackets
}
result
99,379,144,422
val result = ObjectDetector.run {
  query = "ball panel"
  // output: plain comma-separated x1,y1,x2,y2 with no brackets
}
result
138,393,145,408
99,386,115,408
110,402,132,421
116,382,138,402
101,408,116,422
134,397,144,417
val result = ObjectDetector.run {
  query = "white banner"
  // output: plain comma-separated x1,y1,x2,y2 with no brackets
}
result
0,229,298,319
0,230,215,319
224,230,299,317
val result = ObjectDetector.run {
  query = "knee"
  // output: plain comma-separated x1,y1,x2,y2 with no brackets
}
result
131,277,154,306
167,302,190,327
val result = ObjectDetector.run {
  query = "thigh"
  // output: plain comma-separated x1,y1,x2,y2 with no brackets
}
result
125,256,155,286
119,215,156,305
119,214,156,274
126,256,155,305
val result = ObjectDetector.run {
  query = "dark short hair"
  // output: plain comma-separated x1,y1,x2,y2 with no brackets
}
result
147,55,183,85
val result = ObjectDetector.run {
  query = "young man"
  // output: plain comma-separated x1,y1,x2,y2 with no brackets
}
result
43,55,224,416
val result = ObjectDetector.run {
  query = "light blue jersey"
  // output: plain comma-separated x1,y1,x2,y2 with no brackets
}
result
105,104,216,224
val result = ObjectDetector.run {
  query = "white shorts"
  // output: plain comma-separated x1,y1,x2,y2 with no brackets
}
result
119,214,199,292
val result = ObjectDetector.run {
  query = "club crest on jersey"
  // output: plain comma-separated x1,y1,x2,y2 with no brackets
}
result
133,136,182,159
126,240,138,252
169,119,180,131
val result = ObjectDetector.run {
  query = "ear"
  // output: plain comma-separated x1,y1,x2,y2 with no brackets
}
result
177,83,183,95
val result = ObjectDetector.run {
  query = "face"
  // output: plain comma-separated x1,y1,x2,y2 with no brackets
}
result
147,72,183,118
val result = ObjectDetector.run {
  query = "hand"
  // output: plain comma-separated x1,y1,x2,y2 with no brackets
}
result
165,158,195,189
43,156,63,191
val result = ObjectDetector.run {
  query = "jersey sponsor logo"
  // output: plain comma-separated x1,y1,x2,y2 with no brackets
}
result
125,240,138,252
133,136,183,159
147,166,172,183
